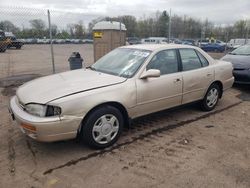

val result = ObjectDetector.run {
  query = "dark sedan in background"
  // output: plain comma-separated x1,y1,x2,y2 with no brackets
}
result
221,45,250,84
201,43,225,52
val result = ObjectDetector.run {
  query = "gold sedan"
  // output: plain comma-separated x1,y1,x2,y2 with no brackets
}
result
9,44,234,148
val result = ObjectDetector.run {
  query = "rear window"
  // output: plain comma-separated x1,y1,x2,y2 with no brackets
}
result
179,49,202,71
196,51,209,67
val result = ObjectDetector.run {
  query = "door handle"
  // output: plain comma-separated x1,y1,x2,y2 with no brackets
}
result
207,73,212,77
174,78,182,83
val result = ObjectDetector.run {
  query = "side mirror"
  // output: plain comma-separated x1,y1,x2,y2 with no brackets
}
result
140,69,160,79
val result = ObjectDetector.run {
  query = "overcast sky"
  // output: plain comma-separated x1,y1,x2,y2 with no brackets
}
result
0,0,250,28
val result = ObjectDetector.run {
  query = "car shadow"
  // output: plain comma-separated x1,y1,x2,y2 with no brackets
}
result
30,102,201,153
233,84,250,101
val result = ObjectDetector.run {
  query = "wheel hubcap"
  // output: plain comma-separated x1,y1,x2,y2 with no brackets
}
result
92,114,119,144
206,88,219,108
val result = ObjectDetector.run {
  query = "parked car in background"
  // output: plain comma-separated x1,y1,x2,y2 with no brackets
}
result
196,39,210,46
181,39,195,45
4,32,23,49
37,39,50,44
197,38,226,48
0,30,10,52
70,39,81,44
141,37,168,44
24,38,38,44
127,37,141,45
9,44,234,148
216,40,226,47
227,38,250,50
83,39,93,44
201,43,225,52
54,39,66,44
221,45,250,84
171,38,182,44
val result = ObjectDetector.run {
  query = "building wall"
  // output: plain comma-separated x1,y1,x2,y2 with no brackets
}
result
93,30,126,62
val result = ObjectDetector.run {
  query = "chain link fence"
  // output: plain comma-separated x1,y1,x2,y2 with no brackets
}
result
0,6,94,79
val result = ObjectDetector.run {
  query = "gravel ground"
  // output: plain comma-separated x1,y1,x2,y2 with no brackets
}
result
0,45,249,188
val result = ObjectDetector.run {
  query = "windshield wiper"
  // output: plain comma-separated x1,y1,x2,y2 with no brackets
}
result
228,52,237,55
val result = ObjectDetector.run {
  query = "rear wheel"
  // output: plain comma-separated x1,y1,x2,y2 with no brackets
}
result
201,84,220,111
81,105,124,149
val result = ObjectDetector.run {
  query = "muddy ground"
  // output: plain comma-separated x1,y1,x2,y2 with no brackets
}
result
0,45,249,188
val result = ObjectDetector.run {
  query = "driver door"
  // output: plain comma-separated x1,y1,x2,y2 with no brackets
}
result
135,49,183,117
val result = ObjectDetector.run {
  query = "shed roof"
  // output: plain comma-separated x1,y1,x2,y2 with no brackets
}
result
93,21,127,31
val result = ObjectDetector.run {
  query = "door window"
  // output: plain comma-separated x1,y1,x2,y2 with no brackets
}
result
146,50,178,75
179,49,202,71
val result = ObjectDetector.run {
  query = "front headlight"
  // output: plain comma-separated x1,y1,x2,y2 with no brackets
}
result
25,103,61,117
46,105,62,117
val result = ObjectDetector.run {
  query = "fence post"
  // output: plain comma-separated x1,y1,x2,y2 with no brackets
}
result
168,8,171,43
47,9,55,74
119,18,122,46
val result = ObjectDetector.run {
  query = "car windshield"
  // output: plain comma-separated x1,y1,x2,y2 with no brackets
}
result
229,45,250,55
90,48,151,78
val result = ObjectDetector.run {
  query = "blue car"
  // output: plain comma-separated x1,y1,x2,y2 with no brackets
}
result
182,39,195,46
201,43,225,52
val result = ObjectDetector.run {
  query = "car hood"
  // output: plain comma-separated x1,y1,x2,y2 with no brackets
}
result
16,69,127,104
221,54,250,69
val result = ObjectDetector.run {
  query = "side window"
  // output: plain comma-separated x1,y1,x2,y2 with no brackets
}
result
146,50,178,75
179,49,202,71
196,51,209,67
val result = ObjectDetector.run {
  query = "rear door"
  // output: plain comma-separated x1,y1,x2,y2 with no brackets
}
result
179,48,214,104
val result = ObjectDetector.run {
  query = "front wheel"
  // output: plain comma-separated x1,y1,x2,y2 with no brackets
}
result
0,46,7,52
201,84,220,111
80,105,124,149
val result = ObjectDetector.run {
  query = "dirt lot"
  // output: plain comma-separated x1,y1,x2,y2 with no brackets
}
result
0,45,249,188
0,44,94,79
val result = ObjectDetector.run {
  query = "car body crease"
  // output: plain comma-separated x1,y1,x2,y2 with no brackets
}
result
45,79,128,104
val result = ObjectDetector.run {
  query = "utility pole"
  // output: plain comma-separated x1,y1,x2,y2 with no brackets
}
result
47,10,55,74
200,27,203,47
168,8,171,43
245,20,250,45
119,17,122,46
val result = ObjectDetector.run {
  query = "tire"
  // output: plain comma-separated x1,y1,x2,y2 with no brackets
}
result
201,84,220,111
0,47,6,53
16,46,21,49
80,105,124,149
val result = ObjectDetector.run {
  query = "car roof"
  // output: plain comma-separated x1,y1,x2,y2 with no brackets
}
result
120,44,199,51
